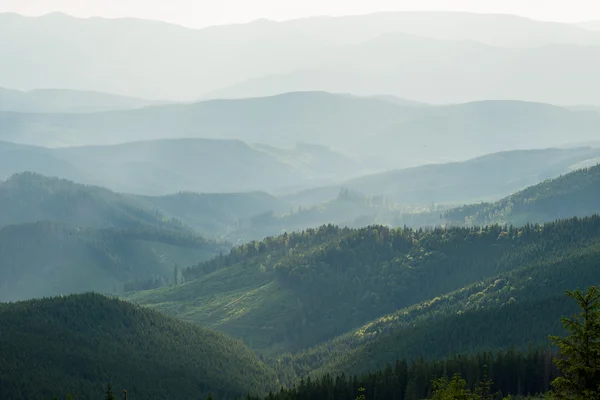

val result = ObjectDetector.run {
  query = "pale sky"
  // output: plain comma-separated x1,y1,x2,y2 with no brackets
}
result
1,0,600,28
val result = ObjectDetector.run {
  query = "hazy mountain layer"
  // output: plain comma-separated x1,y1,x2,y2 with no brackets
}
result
0,137,365,195
444,162,600,226
0,221,224,302
4,12,600,102
286,147,600,206
3,92,600,170
0,87,165,113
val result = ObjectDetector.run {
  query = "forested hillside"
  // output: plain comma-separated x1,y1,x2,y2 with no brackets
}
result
0,172,188,231
445,163,600,226
0,293,277,400
127,215,600,361
251,349,556,400
0,221,225,302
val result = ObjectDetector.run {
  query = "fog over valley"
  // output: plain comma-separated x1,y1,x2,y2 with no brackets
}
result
3,3,600,400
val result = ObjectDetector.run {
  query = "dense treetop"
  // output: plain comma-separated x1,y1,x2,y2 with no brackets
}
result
0,293,278,400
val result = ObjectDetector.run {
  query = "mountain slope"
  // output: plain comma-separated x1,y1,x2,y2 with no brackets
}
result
307,218,600,377
210,37,600,105
362,101,600,164
143,191,290,240
0,172,186,230
0,12,331,100
444,162,600,226
0,293,277,400
286,147,600,206
0,141,87,182
0,138,365,195
0,221,223,302
4,95,600,172
0,91,411,150
0,87,165,113
126,215,600,357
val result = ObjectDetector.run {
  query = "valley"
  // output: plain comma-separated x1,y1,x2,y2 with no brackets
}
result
3,7,600,400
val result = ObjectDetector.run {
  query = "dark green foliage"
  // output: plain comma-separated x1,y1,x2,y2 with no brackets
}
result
432,374,475,400
0,293,277,400
105,383,115,400
246,350,554,400
548,287,600,399
445,163,600,227
133,215,600,358
475,366,494,400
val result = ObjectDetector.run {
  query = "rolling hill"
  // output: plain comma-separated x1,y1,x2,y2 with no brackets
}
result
205,35,600,105
0,91,411,151
125,214,600,359
0,138,351,195
0,293,277,400
0,172,187,230
0,221,224,302
4,93,600,173
0,87,165,113
285,147,600,207
444,162,600,226
361,100,600,164
142,191,290,240
0,172,233,302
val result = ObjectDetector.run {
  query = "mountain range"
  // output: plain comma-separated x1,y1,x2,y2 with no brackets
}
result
0,137,371,195
0,87,165,113
5,12,600,104
286,146,600,206
3,92,600,171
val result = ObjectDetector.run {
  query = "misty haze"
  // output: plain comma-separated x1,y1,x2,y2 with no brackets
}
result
3,1,600,399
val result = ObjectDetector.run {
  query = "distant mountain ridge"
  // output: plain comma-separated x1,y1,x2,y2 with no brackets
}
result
5,11,600,103
0,87,166,113
3,93,600,171
0,136,369,195
286,147,600,206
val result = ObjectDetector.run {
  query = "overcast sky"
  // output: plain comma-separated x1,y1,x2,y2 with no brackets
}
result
2,0,600,28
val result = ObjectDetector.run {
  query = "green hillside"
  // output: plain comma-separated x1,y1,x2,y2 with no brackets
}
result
445,163,600,226
0,293,277,400
126,215,600,360
263,216,600,382
0,172,189,231
0,221,224,302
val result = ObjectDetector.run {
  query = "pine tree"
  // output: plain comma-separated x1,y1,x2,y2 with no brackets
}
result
105,383,116,400
549,286,600,399
475,365,494,400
